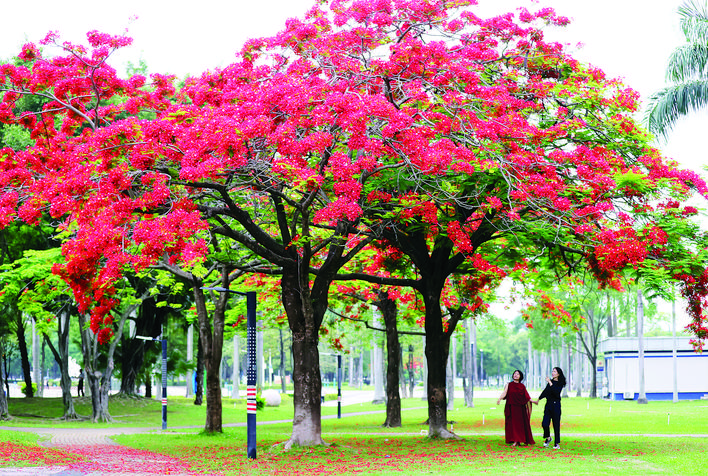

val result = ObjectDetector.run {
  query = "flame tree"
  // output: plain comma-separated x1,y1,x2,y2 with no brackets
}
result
2,0,708,444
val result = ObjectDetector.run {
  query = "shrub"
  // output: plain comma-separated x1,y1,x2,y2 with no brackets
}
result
20,383,38,397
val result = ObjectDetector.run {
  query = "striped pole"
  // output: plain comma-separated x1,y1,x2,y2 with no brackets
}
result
337,354,342,419
246,291,257,459
161,337,167,430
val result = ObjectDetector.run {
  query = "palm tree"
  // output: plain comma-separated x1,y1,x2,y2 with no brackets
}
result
646,0,708,138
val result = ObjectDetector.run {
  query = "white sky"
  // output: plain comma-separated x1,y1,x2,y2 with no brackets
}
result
1,0,703,172
1,0,704,328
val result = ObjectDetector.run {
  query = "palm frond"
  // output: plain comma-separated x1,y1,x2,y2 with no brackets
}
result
679,0,708,44
666,43,708,82
644,80,708,139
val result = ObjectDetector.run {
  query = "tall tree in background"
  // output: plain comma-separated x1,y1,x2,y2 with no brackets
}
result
5,248,80,419
0,223,59,400
0,319,10,419
646,0,708,137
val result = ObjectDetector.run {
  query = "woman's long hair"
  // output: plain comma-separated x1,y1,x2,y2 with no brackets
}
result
554,367,567,388
512,369,524,382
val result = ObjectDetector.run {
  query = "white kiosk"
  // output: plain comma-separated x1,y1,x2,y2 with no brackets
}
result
599,336,708,401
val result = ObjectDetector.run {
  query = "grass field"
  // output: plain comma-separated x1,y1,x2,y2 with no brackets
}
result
1,393,706,474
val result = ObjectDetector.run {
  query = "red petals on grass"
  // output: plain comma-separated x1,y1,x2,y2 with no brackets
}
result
0,442,84,466
61,445,199,475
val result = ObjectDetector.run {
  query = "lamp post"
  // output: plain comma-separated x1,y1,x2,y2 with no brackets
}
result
203,286,258,459
136,331,167,430
320,352,343,418
337,354,342,419
480,350,484,387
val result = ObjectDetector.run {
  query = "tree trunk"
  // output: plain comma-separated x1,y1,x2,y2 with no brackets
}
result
287,323,323,447
78,300,133,422
379,291,402,428
145,377,153,399
371,310,385,403
42,312,78,420
408,345,415,398
281,265,327,449
0,340,9,420
121,297,167,396
575,333,582,397
566,341,572,398
119,341,144,396
626,292,631,337
422,288,455,439
194,332,204,405
349,347,355,387
447,335,456,411
399,352,407,399
120,350,145,395
2,350,9,399
15,313,33,398
358,348,364,389
590,359,597,399
463,319,474,407
637,289,648,404
38,334,45,398
192,277,227,433
280,328,287,393
78,312,110,422
561,339,569,398
86,369,110,422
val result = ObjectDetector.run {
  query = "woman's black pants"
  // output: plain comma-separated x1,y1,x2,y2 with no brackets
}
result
542,400,561,445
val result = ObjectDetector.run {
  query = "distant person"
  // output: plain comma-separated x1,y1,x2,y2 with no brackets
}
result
77,368,85,397
497,369,535,446
532,367,566,449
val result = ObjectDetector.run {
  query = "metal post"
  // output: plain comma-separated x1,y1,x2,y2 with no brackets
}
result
637,289,648,404
246,291,257,459
672,297,678,403
480,350,484,387
337,354,342,419
135,333,168,429
186,324,193,397
162,337,167,430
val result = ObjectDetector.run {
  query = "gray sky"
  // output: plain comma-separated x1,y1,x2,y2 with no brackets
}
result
1,0,702,173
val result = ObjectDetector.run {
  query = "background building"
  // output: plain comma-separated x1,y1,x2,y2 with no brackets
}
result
599,337,708,401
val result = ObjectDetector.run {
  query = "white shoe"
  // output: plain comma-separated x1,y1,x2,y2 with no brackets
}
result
553,444,560,450
543,437,551,447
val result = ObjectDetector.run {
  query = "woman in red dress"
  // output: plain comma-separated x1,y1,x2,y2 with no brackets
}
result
497,370,535,446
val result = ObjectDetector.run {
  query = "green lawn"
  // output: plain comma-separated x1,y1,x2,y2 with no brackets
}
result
1,394,706,474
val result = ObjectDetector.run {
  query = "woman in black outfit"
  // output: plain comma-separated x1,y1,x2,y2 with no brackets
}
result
532,367,566,449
